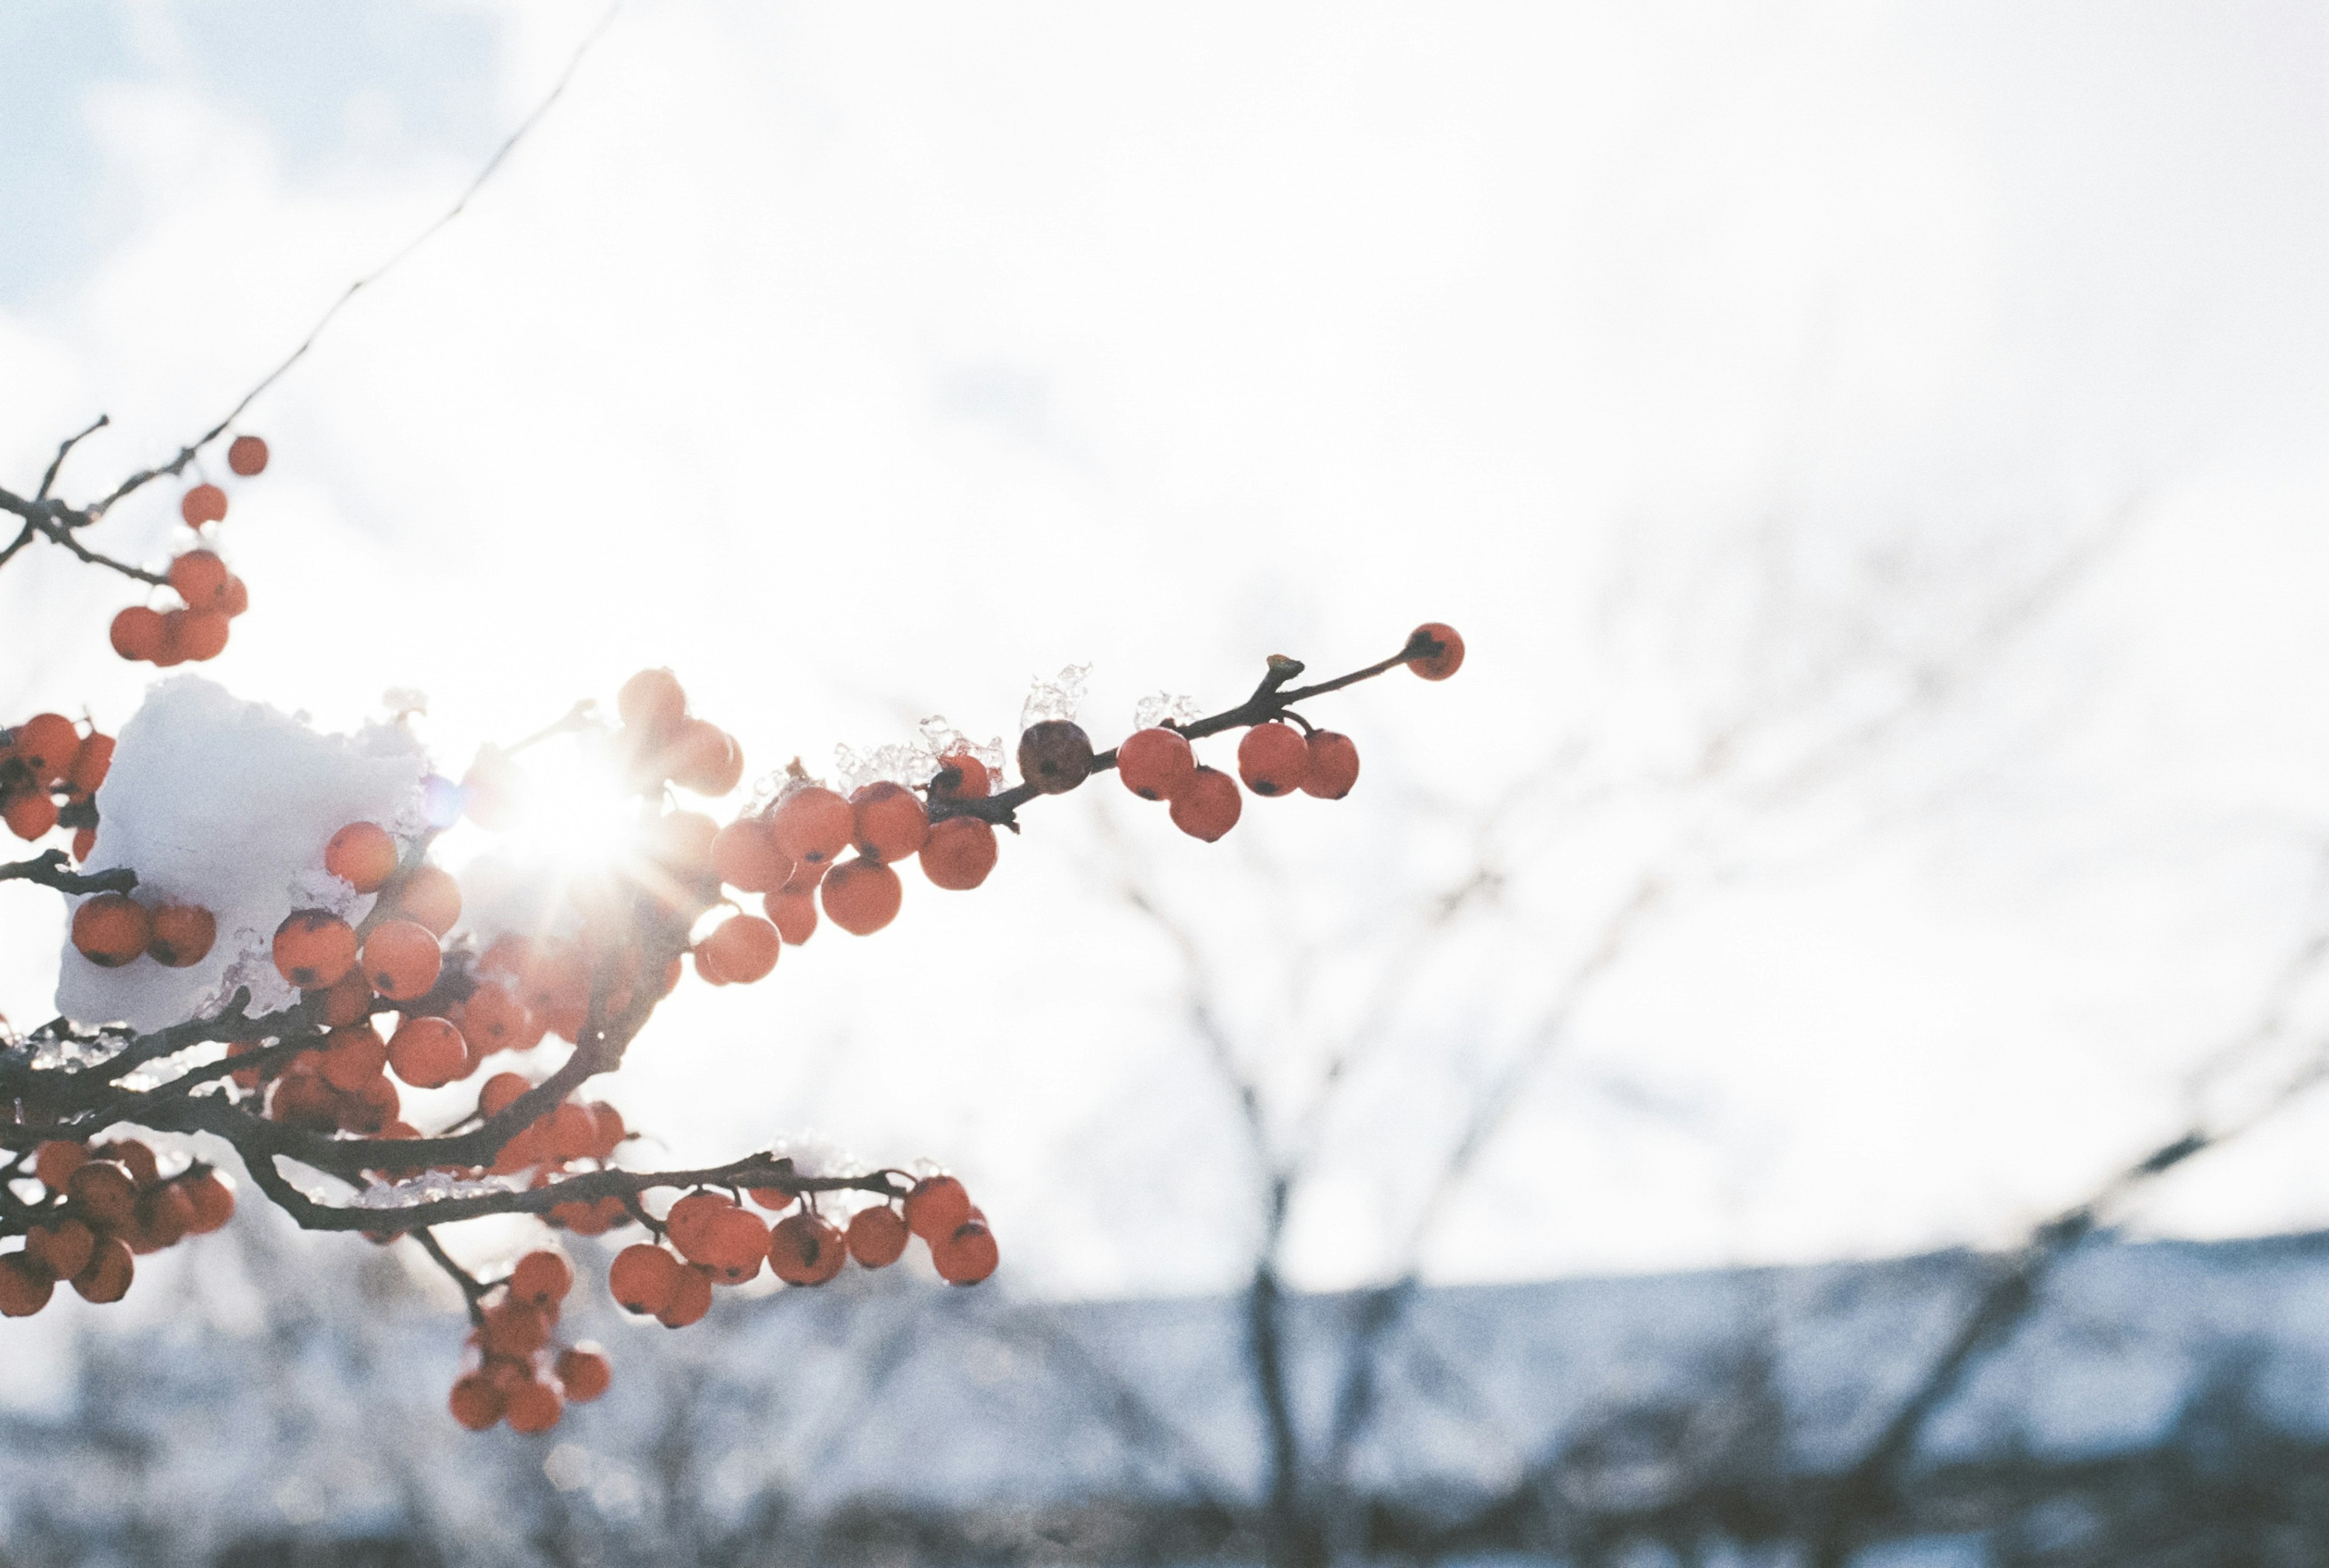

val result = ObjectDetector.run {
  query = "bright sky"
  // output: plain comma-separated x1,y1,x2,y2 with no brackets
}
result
5,0,2329,1304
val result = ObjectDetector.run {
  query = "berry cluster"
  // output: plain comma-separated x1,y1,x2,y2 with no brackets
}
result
605,1171,997,1331
2,713,113,855
107,434,267,668
446,1248,612,1433
0,1139,235,1317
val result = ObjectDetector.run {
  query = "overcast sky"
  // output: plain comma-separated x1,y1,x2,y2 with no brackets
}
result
6,0,2329,1312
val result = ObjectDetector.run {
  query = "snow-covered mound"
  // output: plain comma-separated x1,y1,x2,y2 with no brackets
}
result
56,677,428,1032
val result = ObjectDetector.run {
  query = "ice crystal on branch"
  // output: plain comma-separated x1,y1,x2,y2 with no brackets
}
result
1134,691,1205,729
1020,665,1091,732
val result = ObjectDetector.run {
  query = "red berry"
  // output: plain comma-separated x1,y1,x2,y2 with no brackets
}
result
69,732,115,794
771,786,853,866
656,1264,714,1327
609,1244,681,1315
1168,767,1242,841
110,605,165,662
695,1207,773,1285
1116,727,1195,800
1408,622,1465,680
762,888,817,944
227,434,269,476
361,919,443,1002
930,752,990,800
168,549,231,612
180,483,227,526
4,789,59,842
67,1162,137,1228
710,819,785,893
383,864,462,937
702,914,780,983
143,903,215,967
71,893,150,968
387,1016,468,1088
932,1219,1000,1286
821,857,902,935
272,910,358,989
768,1213,847,1285
181,1170,235,1233
509,1249,574,1307
1237,722,1309,797
556,1345,612,1402
320,1024,388,1092
903,1175,972,1241
33,1141,87,1191
505,1379,564,1434
10,712,78,783
72,1236,135,1304
850,781,929,863
169,608,230,662
617,668,687,736
449,1373,503,1430
1018,720,1093,794
0,1256,55,1318
919,817,998,891
1300,731,1360,799
846,1205,909,1268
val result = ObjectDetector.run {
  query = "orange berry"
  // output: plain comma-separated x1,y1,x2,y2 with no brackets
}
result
1300,731,1360,799
903,1175,972,1241
449,1373,504,1431
384,864,462,937
779,857,830,895
543,1101,599,1163
460,980,536,1053
933,1218,1000,1286
110,605,166,662
1408,622,1465,680
509,1249,574,1307
930,752,991,800
324,821,399,892
0,1256,54,1317
227,434,269,476
587,1102,627,1159
272,910,358,988
69,732,115,795
71,826,95,862
320,1024,389,1092
483,1299,552,1358
25,1219,96,1281
1117,727,1195,800
182,1170,235,1233
172,608,230,662
656,1264,715,1327
846,1205,909,1268
667,720,742,796
693,945,732,986
4,789,59,841
315,967,375,1027
664,1191,733,1261
762,888,818,945
142,902,215,967
479,1071,532,1117
702,914,779,983
337,1072,399,1135
1169,766,1242,841
387,1016,468,1089
269,1071,338,1130
180,483,227,526
768,1213,847,1285
609,1244,681,1315
72,1236,135,1304
556,1345,612,1402
361,919,443,1002
770,786,853,866
72,893,150,968
850,781,929,863
505,1379,564,1435
919,817,998,890
10,712,78,783
1236,722,1309,797
821,857,902,936
33,1140,86,1191
617,668,687,737
710,819,786,892
220,575,249,617
1018,720,1093,794
168,549,230,612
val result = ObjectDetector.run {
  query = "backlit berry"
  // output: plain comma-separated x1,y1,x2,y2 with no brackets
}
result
169,549,231,612
1117,727,1195,800
696,1206,773,1285
387,1016,468,1089
710,819,785,892
227,434,269,475
72,893,150,968
320,1025,388,1093
167,608,230,662
556,1345,612,1402
384,863,462,937
1300,731,1360,799
1168,767,1242,841
180,483,227,526
325,822,399,892
361,919,442,1002
617,668,687,737
846,1205,909,1268
771,786,853,866
1018,720,1093,794
851,781,929,863
821,857,902,935
146,903,216,967
904,1175,972,1241
919,817,998,891
110,606,165,662
665,719,743,796
1237,722,1309,797
768,1213,847,1286
1407,622,1465,681
763,888,817,944
702,914,779,983
273,910,358,988
610,1244,681,1316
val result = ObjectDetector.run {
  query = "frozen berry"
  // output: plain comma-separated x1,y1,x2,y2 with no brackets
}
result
1117,727,1195,800
1237,722,1309,797
325,822,399,892
933,1218,1000,1286
771,786,852,866
72,893,150,968
850,781,929,863
702,914,779,983
920,817,998,891
361,919,443,1002
768,1213,847,1286
556,1345,612,1402
1168,767,1242,841
1018,720,1092,794
763,888,817,945
904,1174,972,1241
846,1205,909,1268
146,903,215,967
69,732,115,794
387,1016,468,1089
710,819,785,893
617,668,687,737
930,752,990,800
449,1374,503,1431
610,1243,682,1316
272,910,358,989
821,857,902,935
385,864,462,937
